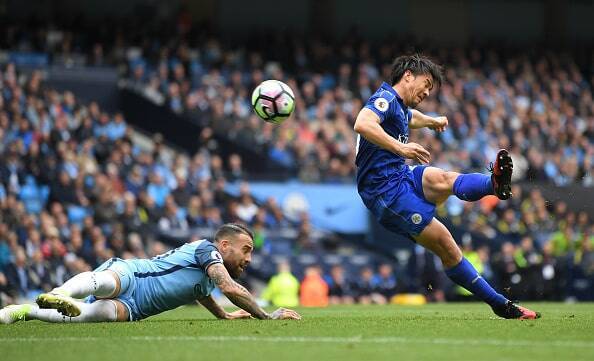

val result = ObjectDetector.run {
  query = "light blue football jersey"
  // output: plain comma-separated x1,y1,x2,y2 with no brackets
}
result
90,239,223,320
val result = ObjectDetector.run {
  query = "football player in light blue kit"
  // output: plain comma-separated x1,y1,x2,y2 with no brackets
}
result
355,54,539,319
0,224,301,323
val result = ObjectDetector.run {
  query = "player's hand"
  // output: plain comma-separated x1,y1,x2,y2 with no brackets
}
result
225,309,253,320
400,142,431,164
429,116,448,132
270,308,302,320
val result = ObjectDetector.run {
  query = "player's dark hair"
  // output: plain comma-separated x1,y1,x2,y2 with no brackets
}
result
214,223,254,243
390,54,443,88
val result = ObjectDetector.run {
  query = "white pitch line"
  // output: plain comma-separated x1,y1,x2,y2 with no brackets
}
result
0,335,593,349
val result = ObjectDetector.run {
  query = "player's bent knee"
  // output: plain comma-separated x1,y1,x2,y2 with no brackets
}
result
423,168,457,203
435,171,459,191
97,270,121,299
444,171,460,188
424,168,448,191
112,300,130,322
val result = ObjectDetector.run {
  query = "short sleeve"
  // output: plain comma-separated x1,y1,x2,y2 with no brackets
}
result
194,242,223,271
364,90,394,123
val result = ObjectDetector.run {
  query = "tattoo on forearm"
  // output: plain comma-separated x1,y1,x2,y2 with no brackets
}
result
209,264,269,319
198,295,227,319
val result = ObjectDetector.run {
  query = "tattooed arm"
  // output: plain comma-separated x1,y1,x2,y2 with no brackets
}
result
196,295,229,319
197,295,252,320
206,263,271,319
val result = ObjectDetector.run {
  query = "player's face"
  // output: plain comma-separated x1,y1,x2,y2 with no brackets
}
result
405,73,434,108
222,233,254,278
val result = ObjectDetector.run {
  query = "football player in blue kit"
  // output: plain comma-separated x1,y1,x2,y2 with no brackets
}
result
354,54,539,319
0,223,301,323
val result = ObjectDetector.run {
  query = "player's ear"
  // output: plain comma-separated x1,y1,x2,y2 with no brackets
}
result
218,239,229,251
404,70,414,83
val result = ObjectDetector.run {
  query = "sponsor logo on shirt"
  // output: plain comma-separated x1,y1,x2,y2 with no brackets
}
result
411,213,423,225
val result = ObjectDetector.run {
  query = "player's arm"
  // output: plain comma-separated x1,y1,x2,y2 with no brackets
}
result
409,109,448,132
207,263,301,320
196,295,252,320
354,108,431,164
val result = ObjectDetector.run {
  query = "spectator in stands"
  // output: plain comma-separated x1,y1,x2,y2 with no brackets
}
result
236,192,258,224
261,260,300,308
514,237,543,299
146,172,170,208
492,242,521,298
569,232,594,300
0,234,12,270
352,266,387,305
227,154,244,182
539,241,560,300
325,265,355,305
300,265,329,307
4,247,30,300
171,171,192,209
28,250,52,294
0,269,12,304
49,171,79,206
158,197,189,233
373,264,398,301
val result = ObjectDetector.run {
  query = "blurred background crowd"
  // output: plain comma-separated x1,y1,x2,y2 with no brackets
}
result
1,8,594,307
3,18,594,185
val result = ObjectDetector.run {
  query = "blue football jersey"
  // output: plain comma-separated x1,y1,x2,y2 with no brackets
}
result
356,82,412,200
124,239,223,318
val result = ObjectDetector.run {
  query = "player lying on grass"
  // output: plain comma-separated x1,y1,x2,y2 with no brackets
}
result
354,54,540,319
0,223,301,323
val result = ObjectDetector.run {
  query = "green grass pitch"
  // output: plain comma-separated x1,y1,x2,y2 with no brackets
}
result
1,303,593,361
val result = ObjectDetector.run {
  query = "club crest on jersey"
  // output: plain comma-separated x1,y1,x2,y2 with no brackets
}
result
374,98,389,112
211,251,223,262
411,213,423,225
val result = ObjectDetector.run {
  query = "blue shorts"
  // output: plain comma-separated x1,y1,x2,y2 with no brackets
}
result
364,165,435,237
85,258,143,321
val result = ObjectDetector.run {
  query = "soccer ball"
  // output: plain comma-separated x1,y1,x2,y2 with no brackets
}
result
251,80,295,124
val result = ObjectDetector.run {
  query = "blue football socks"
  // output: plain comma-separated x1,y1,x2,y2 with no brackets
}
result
453,173,493,201
445,258,508,307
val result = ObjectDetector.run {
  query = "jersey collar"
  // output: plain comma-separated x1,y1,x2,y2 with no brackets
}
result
381,82,407,110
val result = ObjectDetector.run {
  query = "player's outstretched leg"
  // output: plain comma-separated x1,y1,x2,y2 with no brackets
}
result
0,300,120,324
36,270,119,317
451,149,513,201
414,218,540,319
423,149,514,204
452,148,514,201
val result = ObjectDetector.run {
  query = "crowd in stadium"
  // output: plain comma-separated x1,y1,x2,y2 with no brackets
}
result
1,21,594,306
3,21,594,185
122,38,594,186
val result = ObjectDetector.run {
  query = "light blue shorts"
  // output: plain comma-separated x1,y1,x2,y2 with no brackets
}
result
85,258,142,321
